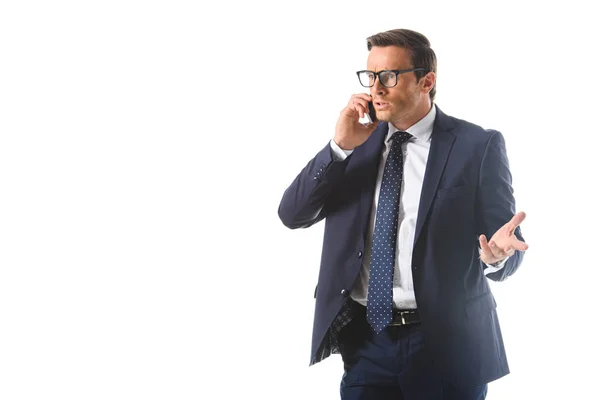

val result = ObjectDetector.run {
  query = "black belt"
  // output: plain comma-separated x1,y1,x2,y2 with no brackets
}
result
390,309,420,326
351,300,420,326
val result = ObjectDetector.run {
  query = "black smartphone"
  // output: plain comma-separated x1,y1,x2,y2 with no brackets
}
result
367,100,377,123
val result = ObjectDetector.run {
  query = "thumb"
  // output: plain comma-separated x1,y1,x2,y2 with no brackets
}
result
479,234,493,256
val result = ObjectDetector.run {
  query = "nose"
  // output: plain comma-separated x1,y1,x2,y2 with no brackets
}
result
371,78,386,97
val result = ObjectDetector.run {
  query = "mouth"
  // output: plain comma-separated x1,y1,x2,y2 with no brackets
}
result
374,102,390,110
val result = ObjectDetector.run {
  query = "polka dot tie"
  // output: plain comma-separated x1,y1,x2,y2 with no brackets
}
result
366,131,412,333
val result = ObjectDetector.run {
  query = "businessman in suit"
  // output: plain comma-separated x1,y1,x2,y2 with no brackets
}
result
278,29,528,399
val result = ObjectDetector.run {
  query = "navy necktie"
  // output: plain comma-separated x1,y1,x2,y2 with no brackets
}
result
366,131,412,333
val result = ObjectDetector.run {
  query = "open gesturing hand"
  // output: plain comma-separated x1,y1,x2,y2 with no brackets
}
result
479,211,529,265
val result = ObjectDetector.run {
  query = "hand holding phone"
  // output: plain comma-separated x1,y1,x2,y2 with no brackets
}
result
334,93,379,150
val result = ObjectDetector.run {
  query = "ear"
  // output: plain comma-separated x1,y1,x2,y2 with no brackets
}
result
421,71,436,94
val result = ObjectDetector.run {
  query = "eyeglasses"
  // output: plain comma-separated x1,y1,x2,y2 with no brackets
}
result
356,68,427,88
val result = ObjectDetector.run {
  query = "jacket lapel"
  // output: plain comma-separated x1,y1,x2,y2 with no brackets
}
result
413,106,457,245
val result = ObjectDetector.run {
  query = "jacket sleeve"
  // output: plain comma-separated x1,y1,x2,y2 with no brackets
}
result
475,130,526,282
278,142,351,229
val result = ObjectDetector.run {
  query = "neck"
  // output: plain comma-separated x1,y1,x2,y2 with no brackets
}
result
391,100,432,131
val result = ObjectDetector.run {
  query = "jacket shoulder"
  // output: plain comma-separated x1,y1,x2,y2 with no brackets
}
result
441,116,508,155
446,114,499,139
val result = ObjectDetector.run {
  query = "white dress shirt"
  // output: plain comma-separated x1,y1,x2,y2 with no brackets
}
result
329,105,507,309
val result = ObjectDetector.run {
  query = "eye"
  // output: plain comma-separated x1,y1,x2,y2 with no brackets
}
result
381,71,395,86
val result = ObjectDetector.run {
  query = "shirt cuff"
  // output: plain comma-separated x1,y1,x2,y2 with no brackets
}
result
330,139,354,161
479,247,510,275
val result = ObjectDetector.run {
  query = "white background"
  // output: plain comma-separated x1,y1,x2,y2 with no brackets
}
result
1,0,598,399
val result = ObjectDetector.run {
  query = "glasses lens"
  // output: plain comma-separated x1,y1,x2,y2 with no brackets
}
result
358,72,374,87
380,71,397,87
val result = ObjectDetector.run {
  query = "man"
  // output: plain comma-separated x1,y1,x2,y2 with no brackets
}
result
278,28,528,400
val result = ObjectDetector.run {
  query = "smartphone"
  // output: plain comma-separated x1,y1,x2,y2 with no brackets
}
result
366,98,377,123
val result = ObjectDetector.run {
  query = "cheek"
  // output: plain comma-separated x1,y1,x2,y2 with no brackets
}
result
389,90,408,104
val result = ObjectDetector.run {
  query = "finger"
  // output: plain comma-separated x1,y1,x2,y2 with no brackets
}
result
479,235,494,257
353,99,369,118
342,101,365,119
353,105,367,119
510,236,529,251
353,93,373,103
507,211,527,233
348,94,372,109
488,241,504,258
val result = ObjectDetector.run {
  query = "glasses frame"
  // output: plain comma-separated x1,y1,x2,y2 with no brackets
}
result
356,68,428,88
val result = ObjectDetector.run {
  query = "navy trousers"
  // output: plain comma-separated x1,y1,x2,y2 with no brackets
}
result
338,303,488,400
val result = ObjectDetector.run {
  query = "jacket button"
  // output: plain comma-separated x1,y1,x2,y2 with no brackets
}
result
340,289,349,297
357,251,363,258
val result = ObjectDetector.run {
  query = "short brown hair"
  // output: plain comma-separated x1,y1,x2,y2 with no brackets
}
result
366,29,437,101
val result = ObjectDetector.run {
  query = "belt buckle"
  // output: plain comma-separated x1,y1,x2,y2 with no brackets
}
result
390,310,410,326
400,310,409,325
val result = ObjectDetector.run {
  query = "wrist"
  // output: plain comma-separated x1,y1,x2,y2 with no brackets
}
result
482,255,509,267
333,136,354,151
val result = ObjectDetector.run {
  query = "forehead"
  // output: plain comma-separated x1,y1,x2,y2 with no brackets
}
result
367,46,412,70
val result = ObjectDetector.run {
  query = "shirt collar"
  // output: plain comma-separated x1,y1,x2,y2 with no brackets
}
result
386,104,437,143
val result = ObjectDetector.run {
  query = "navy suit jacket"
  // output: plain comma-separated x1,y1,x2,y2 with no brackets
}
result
278,106,525,388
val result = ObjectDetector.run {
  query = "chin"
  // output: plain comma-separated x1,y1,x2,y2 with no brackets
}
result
376,111,391,123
